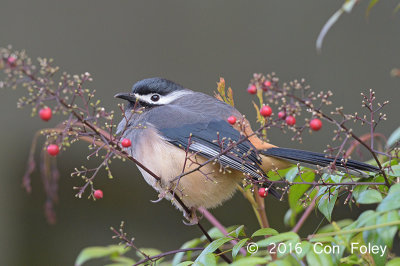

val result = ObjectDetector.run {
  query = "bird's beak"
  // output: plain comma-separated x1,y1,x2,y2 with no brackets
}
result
114,92,136,102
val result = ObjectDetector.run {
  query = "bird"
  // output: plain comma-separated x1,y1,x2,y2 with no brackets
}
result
115,77,379,222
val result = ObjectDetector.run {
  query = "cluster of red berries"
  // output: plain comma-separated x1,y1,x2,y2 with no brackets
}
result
38,107,59,157
247,80,272,95
244,86,324,131
38,107,108,200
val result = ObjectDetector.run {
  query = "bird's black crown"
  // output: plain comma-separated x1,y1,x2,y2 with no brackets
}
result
132,77,184,96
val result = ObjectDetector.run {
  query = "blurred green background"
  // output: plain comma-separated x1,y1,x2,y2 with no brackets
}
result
0,1,399,265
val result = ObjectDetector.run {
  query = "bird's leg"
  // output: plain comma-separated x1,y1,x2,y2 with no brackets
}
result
183,207,201,225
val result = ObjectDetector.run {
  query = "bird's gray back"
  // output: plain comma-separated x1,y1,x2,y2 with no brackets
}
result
144,91,241,129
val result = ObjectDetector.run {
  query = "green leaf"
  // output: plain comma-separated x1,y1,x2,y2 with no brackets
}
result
105,256,135,266
388,182,400,193
267,168,291,181
251,228,278,237
269,260,292,266
356,189,382,204
386,165,400,177
295,241,311,260
288,171,315,225
194,237,232,262
176,261,194,266
172,238,202,265
317,190,338,222
317,219,353,234
352,185,368,201
377,183,400,212
387,127,400,148
230,257,269,266
329,174,344,183
75,245,129,266
197,253,216,266
285,167,299,182
387,258,400,266
201,225,239,241
306,244,334,266
289,171,315,206
228,225,245,238
363,228,387,266
355,210,379,228
232,238,249,259
257,232,300,247
376,210,399,248
308,236,336,243
135,248,161,260
108,256,135,265
283,209,294,227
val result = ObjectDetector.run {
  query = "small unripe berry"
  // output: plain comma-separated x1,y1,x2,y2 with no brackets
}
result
94,189,103,199
47,144,59,156
121,138,131,147
227,116,237,125
258,187,268,198
247,84,257,94
278,111,286,119
309,118,322,131
39,107,52,121
260,105,272,117
285,116,296,126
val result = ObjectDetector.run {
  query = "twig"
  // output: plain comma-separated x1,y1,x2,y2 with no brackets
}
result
133,248,203,266
292,195,317,233
254,191,270,228
199,207,247,256
196,222,232,263
308,220,400,240
271,86,391,187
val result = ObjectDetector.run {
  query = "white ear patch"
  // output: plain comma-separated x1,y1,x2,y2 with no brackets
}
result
134,90,191,105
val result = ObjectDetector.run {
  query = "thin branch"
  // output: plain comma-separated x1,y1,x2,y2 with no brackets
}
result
199,207,247,256
292,195,317,233
254,191,270,228
133,248,203,266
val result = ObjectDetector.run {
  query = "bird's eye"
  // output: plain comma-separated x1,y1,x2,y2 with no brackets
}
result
151,94,160,102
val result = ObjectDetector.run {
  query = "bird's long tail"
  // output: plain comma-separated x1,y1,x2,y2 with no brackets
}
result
261,147,380,178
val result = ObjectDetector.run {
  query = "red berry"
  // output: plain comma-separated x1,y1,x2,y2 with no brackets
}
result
309,118,322,131
258,187,268,198
263,80,272,90
285,116,296,126
247,85,257,94
121,138,131,147
227,116,237,125
260,105,272,117
39,107,52,121
47,144,59,156
278,111,286,119
7,55,16,66
94,189,103,199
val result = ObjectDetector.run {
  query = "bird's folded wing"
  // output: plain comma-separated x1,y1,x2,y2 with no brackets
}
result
159,119,265,179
